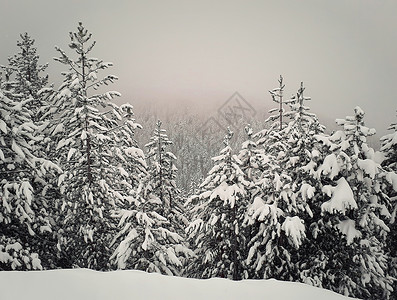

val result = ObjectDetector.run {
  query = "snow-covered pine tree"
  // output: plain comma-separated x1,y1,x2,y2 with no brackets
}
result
380,111,397,298
107,103,147,206
281,82,326,202
110,175,194,275
381,111,397,172
238,124,261,182
46,22,129,270
269,75,286,131
0,87,60,270
0,33,49,121
244,81,314,281
186,128,250,280
110,119,193,274
254,76,294,171
145,120,187,229
274,83,344,289
0,33,62,268
235,124,262,276
244,144,306,281
312,107,393,299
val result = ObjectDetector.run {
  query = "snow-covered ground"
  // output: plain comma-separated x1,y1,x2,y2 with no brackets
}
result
0,269,354,300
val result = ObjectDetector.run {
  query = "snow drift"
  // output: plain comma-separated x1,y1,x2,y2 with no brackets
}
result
0,269,354,300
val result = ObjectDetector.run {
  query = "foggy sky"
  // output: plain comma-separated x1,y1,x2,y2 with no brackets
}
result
1,0,396,137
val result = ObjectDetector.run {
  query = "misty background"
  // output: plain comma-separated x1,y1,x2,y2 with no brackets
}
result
1,0,396,189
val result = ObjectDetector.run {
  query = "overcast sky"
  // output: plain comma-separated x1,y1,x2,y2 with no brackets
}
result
1,0,396,136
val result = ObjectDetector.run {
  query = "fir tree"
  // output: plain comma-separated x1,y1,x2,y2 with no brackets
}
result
244,148,306,280
278,82,330,285
269,75,287,131
1,33,49,121
186,128,250,280
310,107,393,299
110,180,194,275
380,111,397,299
254,76,293,168
145,120,187,229
0,88,60,270
46,22,128,269
381,111,397,172
238,124,261,181
110,122,190,274
1,33,62,268
245,81,316,281
107,103,147,206
111,120,193,275
276,85,345,291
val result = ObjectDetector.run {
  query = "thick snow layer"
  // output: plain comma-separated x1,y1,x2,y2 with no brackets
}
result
357,158,378,179
337,219,362,245
0,269,353,300
282,216,306,248
317,153,340,179
321,178,357,214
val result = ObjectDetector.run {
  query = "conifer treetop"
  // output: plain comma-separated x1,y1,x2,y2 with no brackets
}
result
265,75,288,131
68,22,95,55
54,22,118,95
1,32,48,103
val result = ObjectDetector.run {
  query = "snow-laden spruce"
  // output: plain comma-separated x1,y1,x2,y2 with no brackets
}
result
254,76,292,158
111,120,193,275
0,88,60,270
0,33,49,121
110,204,194,275
145,120,186,224
310,107,393,299
1,33,65,269
186,128,250,280
108,103,147,207
244,152,305,280
245,81,322,280
237,124,262,182
380,110,397,299
45,22,132,269
265,75,291,131
380,111,397,172
268,82,329,285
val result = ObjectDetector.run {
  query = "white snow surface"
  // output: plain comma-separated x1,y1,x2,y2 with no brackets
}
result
282,216,306,248
0,268,353,300
321,178,357,214
337,219,362,245
357,158,378,179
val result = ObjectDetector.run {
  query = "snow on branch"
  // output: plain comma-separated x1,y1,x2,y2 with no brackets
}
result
321,178,357,215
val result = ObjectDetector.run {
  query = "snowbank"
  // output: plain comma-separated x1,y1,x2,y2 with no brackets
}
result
0,269,354,300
